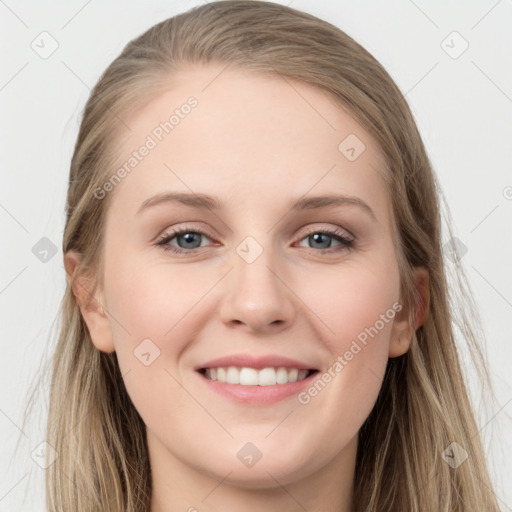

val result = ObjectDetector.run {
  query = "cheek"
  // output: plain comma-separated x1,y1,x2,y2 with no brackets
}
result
102,254,224,408
295,259,400,415
105,254,215,343
302,259,400,353
102,258,217,431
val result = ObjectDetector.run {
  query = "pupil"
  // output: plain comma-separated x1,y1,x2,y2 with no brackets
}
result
311,233,330,249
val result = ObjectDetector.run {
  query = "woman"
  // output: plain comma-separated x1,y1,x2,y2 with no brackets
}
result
46,1,501,510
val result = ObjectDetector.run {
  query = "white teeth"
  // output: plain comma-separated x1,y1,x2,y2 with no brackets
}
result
239,367,258,385
258,367,276,386
226,366,239,384
276,367,289,384
287,368,299,382
204,366,310,385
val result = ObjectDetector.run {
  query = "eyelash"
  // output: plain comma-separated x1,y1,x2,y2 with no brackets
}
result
156,225,354,255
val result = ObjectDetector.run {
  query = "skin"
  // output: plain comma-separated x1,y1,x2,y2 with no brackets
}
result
65,64,428,512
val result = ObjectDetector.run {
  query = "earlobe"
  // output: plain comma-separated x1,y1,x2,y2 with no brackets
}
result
64,250,115,354
388,266,430,358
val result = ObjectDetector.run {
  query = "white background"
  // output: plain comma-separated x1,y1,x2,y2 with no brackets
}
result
1,1,511,510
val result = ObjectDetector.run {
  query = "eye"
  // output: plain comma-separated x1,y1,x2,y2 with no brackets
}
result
156,226,214,254
156,225,354,255
296,227,354,252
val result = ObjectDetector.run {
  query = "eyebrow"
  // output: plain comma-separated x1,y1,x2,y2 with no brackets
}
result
137,191,376,221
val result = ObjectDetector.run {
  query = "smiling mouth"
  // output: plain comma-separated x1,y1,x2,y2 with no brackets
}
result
197,366,319,386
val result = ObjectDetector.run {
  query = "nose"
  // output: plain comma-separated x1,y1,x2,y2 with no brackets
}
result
218,250,296,334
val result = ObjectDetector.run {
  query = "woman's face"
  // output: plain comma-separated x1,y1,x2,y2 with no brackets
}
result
73,64,416,489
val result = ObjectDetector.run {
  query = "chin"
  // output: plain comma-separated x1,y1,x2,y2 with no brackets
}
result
196,447,317,490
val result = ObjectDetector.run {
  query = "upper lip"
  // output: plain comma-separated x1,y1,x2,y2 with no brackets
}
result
195,354,317,371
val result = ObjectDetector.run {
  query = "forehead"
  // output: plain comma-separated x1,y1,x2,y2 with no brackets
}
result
105,64,390,221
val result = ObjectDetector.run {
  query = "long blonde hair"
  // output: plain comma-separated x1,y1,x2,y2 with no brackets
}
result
22,1,502,510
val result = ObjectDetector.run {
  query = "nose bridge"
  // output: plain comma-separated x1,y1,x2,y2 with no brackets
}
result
234,240,279,294
219,234,295,332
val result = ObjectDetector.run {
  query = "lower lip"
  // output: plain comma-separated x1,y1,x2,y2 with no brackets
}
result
196,370,318,406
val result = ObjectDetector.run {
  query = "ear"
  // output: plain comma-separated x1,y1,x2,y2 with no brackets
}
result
64,250,115,353
388,266,429,358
